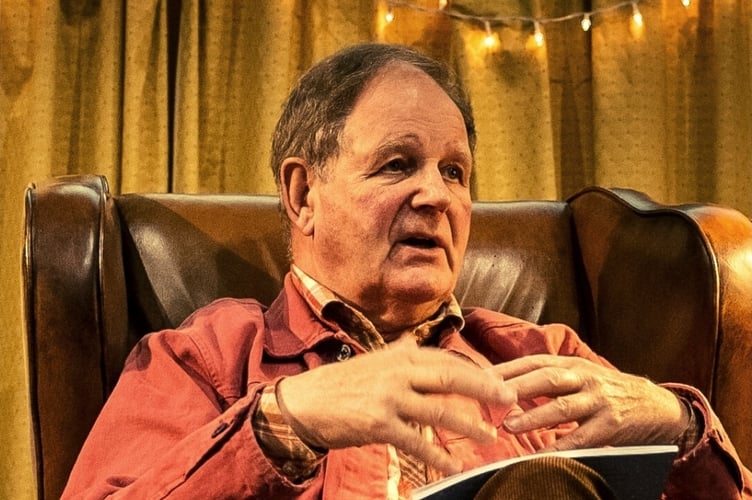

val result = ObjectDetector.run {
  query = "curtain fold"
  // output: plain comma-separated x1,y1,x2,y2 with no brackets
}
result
1,1,750,497
121,0,171,193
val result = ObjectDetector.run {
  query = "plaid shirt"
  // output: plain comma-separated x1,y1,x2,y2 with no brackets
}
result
252,266,464,494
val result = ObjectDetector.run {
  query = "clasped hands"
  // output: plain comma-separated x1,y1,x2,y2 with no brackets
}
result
276,340,688,476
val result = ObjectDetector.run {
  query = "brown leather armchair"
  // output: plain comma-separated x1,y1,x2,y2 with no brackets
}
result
23,174,752,499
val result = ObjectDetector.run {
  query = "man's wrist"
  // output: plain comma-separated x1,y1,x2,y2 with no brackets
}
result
251,384,326,482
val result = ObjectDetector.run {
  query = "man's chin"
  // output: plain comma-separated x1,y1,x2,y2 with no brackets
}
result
388,277,454,304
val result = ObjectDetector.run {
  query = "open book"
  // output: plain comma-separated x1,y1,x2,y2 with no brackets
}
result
412,445,678,499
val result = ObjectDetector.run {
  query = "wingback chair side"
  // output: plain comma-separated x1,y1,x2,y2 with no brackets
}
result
570,186,752,469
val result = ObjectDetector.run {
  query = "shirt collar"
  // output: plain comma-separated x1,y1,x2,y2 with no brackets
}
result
290,265,464,351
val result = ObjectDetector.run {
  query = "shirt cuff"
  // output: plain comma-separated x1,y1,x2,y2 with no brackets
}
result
662,385,706,456
251,383,326,482
671,394,704,455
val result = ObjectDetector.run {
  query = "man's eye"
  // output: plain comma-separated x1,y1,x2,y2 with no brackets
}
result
442,165,465,182
382,159,408,173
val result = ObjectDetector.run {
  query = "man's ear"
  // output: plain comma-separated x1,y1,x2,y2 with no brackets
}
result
279,157,316,236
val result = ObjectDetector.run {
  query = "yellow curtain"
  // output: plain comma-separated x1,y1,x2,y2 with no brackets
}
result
1,0,750,497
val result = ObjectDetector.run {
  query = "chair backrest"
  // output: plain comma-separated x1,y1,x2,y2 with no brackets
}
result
23,174,752,499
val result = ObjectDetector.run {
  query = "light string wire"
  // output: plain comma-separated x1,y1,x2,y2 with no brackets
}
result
386,0,645,28
381,0,695,44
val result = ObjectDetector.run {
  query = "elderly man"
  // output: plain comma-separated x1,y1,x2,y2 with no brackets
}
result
63,43,750,499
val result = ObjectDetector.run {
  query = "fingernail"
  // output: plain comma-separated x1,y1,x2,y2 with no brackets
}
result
503,415,520,432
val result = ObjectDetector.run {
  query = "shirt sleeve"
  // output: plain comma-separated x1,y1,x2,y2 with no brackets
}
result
61,300,325,499
660,383,752,499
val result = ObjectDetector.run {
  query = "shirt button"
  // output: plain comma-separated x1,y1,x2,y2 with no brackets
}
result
336,343,353,362
282,461,300,476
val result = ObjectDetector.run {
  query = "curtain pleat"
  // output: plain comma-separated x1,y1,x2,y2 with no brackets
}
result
120,1,170,193
1,1,750,497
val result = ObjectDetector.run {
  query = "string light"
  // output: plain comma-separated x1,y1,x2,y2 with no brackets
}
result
384,0,646,28
382,0,690,50
581,13,592,32
384,6,394,23
483,21,496,48
631,2,644,28
382,1,661,27
533,21,545,47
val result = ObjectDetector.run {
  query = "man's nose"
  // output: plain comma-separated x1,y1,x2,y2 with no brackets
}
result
411,166,452,212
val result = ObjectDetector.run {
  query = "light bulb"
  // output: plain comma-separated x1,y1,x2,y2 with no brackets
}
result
482,21,500,50
581,13,592,32
533,21,544,47
385,7,394,23
631,3,644,28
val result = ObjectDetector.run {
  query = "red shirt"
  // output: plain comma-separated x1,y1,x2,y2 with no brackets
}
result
63,274,751,499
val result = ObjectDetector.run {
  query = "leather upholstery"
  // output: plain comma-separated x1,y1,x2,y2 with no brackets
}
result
23,174,752,499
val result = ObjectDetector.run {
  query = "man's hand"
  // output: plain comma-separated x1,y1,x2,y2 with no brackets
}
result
492,354,689,451
276,339,516,476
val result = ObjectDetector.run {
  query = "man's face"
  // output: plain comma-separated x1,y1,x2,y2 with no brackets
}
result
302,63,473,332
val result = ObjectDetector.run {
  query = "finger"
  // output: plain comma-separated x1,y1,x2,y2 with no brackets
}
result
489,354,575,380
399,391,498,443
503,366,584,401
504,393,597,433
406,348,515,406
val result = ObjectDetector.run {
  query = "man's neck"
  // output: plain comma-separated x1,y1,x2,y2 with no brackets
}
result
289,265,462,348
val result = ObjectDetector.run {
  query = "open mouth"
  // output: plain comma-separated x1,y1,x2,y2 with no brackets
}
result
401,237,438,249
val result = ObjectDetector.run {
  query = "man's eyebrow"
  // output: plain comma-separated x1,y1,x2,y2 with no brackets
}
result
372,134,472,165
373,134,422,159
448,147,473,167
